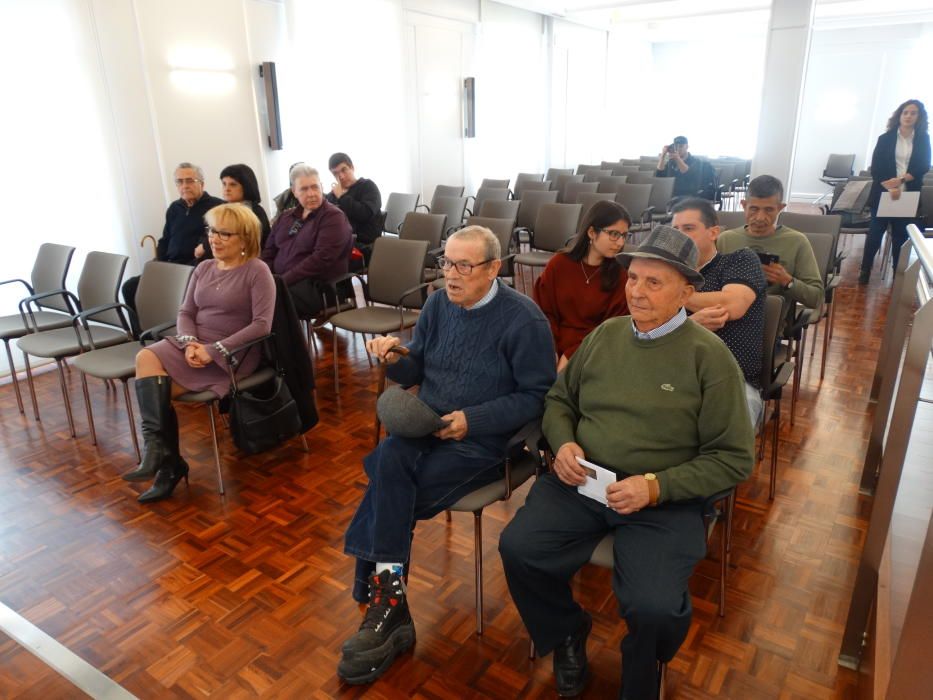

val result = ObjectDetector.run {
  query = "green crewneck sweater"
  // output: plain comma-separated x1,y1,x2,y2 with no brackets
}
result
543,316,754,503
717,225,824,310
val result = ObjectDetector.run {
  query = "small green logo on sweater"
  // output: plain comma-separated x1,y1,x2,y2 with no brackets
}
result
661,384,675,392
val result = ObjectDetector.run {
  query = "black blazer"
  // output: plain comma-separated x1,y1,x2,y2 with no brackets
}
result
270,274,318,433
867,129,931,208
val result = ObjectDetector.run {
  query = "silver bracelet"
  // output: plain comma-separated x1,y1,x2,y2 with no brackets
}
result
212,341,230,359
176,334,199,344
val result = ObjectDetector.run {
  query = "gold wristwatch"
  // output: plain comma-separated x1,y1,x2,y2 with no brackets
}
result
644,473,660,506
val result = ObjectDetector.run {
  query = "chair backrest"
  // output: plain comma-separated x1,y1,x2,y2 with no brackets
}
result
473,187,509,217
597,175,628,193
717,210,747,231
514,180,551,198
545,168,573,182
431,185,464,205
576,164,602,175
399,212,447,265
612,165,640,176
552,173,584,198
621,159,641,166
466,216,516,277
646,177,675,211
532,203,582,252
77,251,129,326
625,171,656,185
480,178,510,191
802,231,835,282
513,173,544,200
824,153,855,178
600,160,621,171
717,163,736,189
430,196,467,233
638,163,657,171
367,237,429,308
615,184,652,218
384,192,420,234
576,193,616,227
920,186,933,228
480,199,521,220
516,189,558,230
135,261,194,333
31,243,76,314
582,169,613,183
563,181,598,205
761,294,785,391
780,212,842,275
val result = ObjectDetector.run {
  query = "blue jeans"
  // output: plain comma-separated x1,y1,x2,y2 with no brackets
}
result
859,208,920,275
344,434,504,602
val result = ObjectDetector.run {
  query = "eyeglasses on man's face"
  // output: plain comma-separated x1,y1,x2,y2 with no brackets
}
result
205,226,238,241
599,228,628,241
436,256,494,275
175,177,202,186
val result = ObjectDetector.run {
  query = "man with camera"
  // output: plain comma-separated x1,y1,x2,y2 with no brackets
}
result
655,135,705,199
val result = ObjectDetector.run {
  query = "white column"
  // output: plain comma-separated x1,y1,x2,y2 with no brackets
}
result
750,0,816,193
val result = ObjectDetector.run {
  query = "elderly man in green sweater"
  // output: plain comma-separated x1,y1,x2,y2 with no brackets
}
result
500,225,754,700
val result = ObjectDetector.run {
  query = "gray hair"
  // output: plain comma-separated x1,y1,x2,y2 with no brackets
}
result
290,165,320,187
175,162,205,182
448,225,501,261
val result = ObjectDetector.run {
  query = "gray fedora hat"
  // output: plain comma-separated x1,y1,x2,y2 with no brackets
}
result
377,386,449,438
617,224,704,287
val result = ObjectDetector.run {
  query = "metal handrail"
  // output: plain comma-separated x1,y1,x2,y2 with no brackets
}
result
907,224,933,304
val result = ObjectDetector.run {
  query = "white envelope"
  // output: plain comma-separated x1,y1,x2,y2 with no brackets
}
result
877,191,920,218
575,456,616,506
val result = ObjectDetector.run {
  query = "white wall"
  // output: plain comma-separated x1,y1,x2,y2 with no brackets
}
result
789,21,933,201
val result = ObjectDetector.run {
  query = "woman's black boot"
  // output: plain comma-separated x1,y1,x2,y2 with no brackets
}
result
138,459,190,504
123,376,174,481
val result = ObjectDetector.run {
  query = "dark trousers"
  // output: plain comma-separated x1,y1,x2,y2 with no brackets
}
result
499,473,705,700
344,434,503,603
288,279,325,320
121,275,142,336
859,208,921,274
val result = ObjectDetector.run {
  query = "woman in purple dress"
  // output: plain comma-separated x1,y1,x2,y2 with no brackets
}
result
125,203,276,503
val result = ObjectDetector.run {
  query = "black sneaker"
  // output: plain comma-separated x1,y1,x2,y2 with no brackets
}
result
858,270,870,285
337,570,415,685
553,612,592,697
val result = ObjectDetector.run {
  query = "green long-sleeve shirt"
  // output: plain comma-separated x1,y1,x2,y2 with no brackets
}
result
717,225,824,309
543,317,754,503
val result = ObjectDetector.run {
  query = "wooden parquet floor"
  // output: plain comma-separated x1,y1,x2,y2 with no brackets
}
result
0,242,888,699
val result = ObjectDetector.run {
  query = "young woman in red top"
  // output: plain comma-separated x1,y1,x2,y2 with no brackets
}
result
534,199,631,371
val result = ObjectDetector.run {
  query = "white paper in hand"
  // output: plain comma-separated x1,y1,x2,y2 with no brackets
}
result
575,456,616,506
877,191,920,218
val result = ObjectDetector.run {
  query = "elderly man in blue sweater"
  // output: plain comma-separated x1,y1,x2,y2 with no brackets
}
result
338,226,556,685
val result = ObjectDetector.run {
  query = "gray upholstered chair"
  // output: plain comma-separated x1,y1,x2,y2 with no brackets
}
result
716,210,747,231
562,181,598,207
382,192,420,235
479,199,520,221
761,295,794,500
512,173,544,200
545,167,573,183
468,187,509,218
426,196,467,236
581,169,613,183
16,251,129,436
479,178,510,191
553,174,584,202
328,237,430,391
399,211,448,275
0,243,75,414
576,192,616,227
70,261,194,460
597,175,629,194
615,183,653,234
514,189,558,233
513,203,582,293
418,185,464,213
513,180,551,199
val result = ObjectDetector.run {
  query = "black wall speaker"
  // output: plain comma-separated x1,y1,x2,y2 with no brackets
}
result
463,77,476,138
259,61,283,150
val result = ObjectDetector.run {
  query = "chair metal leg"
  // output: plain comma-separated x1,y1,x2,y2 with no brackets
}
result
473,510,484,636
79,373,96,446
529,638,536,660
719,500,727,618
332,325,340,392
300,434,309,453
821,301,835,380
3,340,24,414
23,354,39,421
658,661,668,700
791,328,806,426
363,334,373,368
123,380,141,463
56,358,76,438
769,397,781,500
205,402,224,495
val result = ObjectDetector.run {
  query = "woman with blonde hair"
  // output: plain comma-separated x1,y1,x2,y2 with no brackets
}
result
126,203,276,503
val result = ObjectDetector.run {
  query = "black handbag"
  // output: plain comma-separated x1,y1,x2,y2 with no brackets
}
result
229,370,302,455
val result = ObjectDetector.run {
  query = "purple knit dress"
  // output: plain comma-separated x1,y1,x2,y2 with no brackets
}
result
148,258,276,398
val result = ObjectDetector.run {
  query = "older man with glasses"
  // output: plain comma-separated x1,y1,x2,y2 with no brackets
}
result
121,162,223,332
261,164,353,319
337,226,556,686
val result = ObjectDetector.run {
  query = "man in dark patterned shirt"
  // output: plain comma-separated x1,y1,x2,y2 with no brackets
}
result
672,198,766,424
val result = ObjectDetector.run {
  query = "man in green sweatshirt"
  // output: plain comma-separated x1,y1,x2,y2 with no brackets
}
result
717,174,823,311
500,226,754,700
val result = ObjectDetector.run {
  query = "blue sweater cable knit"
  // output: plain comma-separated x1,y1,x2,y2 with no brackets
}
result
387,282,556,451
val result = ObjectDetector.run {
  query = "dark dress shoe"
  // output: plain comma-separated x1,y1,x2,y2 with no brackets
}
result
554,612,592,697
138,459,189,504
